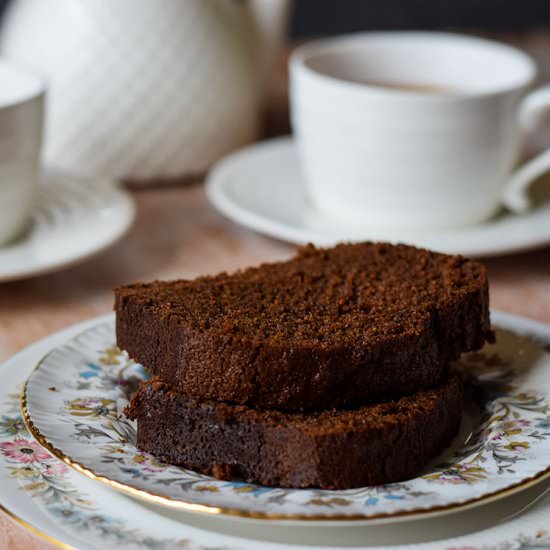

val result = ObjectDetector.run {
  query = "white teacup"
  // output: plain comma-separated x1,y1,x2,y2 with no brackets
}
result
290,32,550,229
0,61,44,245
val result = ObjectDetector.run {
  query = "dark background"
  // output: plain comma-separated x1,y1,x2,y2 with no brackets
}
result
290,0,550,36
1,1,550,36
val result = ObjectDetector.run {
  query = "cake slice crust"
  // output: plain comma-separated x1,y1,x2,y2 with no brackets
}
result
115,242,493,411
126,375,464,489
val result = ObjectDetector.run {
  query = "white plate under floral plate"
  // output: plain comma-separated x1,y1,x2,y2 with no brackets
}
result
206,137,550,257
22,312,550,524
2,313,550,548
0,172,135,283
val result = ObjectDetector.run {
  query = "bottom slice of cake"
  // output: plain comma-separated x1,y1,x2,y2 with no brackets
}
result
126,376,463,490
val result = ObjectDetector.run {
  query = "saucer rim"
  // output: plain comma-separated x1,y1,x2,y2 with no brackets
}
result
2,311,550,549
20,311,550,524
0,173,135,283
206,136,550,257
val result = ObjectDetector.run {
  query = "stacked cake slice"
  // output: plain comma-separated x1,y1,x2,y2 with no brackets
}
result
115,242,494,489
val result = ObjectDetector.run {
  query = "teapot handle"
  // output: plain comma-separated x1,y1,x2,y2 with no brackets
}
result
249,0,292,94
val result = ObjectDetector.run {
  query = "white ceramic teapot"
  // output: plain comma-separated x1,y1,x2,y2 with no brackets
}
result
0,0,290,183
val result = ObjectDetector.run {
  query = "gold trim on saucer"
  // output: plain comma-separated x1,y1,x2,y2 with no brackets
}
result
20,338,550,523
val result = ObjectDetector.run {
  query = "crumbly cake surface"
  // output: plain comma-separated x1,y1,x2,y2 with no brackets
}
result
126,375,464,489
115,242,493,411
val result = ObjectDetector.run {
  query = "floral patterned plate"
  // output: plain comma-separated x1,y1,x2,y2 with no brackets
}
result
2,312,550,548
21,312,550,523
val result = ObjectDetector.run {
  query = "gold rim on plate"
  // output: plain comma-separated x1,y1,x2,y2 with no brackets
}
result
20,341,550,523
0,349,80,550
0,500,74,550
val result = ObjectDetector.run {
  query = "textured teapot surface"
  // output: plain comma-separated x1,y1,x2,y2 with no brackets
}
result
1,0,267,182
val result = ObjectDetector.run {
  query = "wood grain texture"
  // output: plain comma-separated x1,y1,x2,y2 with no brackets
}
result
0,514,55,550
2,184,549,364
0,185,549,548
1,32,550,548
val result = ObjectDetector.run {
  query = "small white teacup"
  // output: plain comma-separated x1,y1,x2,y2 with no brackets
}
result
0,61,44,245
290,32,550,229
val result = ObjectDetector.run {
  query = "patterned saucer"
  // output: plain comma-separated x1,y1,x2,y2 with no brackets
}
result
22,313,550,522
2,313,550,548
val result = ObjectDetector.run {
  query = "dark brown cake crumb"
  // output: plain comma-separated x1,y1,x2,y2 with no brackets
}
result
115,242,493,412
126,375,464,489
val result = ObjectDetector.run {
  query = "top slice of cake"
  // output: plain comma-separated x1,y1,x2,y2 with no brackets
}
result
115,242,494,412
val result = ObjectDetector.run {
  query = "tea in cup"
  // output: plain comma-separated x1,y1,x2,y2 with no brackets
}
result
290,32,549,229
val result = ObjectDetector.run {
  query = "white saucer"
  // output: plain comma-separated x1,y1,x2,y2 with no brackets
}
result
0,173,135,282
22,315,550,524
206,137,550,257
2,313,550,549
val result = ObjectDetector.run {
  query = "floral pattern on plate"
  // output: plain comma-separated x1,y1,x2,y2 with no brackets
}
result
0,389,201,549
446,529,550,550
22,320,550,520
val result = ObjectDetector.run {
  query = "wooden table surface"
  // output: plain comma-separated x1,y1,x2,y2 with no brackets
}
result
2,32,550,549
